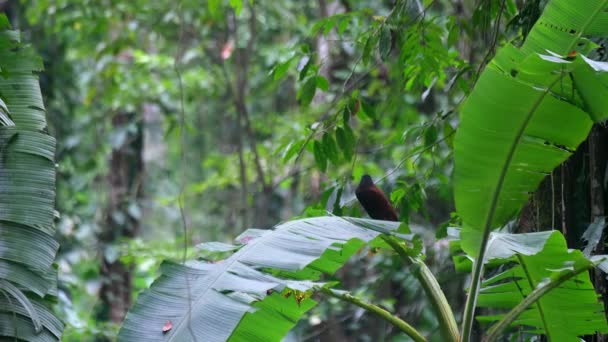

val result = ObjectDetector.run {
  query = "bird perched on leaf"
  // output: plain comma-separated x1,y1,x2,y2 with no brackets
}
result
355,174,398,222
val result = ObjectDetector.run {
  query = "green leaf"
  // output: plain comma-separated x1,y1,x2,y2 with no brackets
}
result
454,49,593,255
229,0,243,15
298,77,317,107
322,133,339,165
572,57,608,122
379,25,392,60
119,217,405,342
424,125,438,147
520,0,608,56
313,140,327,172
282,140,305,163
0,280,42,333
315,76,329,92
0,15,62,341
359,99,376,120
336,125,355,161
337,18,349,35
335,127,353,161
476,231,608,339
298,56,312,81
272,57,294,81
362,33,378,65
208,0,221,17
443,121,455,148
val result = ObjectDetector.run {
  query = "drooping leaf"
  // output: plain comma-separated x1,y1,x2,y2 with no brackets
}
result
298,77,317,106
335,127,354,161
379,25,392,60
313,140,327,172
118,217,410,342
322,133,339,165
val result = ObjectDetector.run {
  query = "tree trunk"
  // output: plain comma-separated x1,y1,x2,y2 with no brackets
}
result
520,124,608,341
97,111,144,327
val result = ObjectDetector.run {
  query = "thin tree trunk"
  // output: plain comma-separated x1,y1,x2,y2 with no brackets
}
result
98,111,144,326
589,126,608,342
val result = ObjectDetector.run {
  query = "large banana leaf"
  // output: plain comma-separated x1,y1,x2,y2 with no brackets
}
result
454,0,608,254
455,50,593,253
118,217,408,342
454,1,608,339
477,231,608,339
0,16,63,341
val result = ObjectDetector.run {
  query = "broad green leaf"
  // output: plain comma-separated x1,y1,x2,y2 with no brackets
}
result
0,280,42,333
118,217,407,342
0,297,62,339
454,51,592,254
572,57,608,121
477,231,608,339
0,15,62,341
520,0,608,56
454,0,608,256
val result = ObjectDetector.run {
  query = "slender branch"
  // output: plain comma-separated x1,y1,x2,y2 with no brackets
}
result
382,236,459,341
232,4,267,188
484,264,593,342
317,287,427,342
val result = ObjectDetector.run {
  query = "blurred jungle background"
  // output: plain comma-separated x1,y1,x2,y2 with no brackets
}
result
4,0,602,341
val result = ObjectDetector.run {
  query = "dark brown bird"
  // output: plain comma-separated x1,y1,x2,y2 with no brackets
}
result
355,175,398,222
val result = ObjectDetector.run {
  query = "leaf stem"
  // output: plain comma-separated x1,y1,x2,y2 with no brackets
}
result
318,286,427,342
484,263,592,341
382,236,459,341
